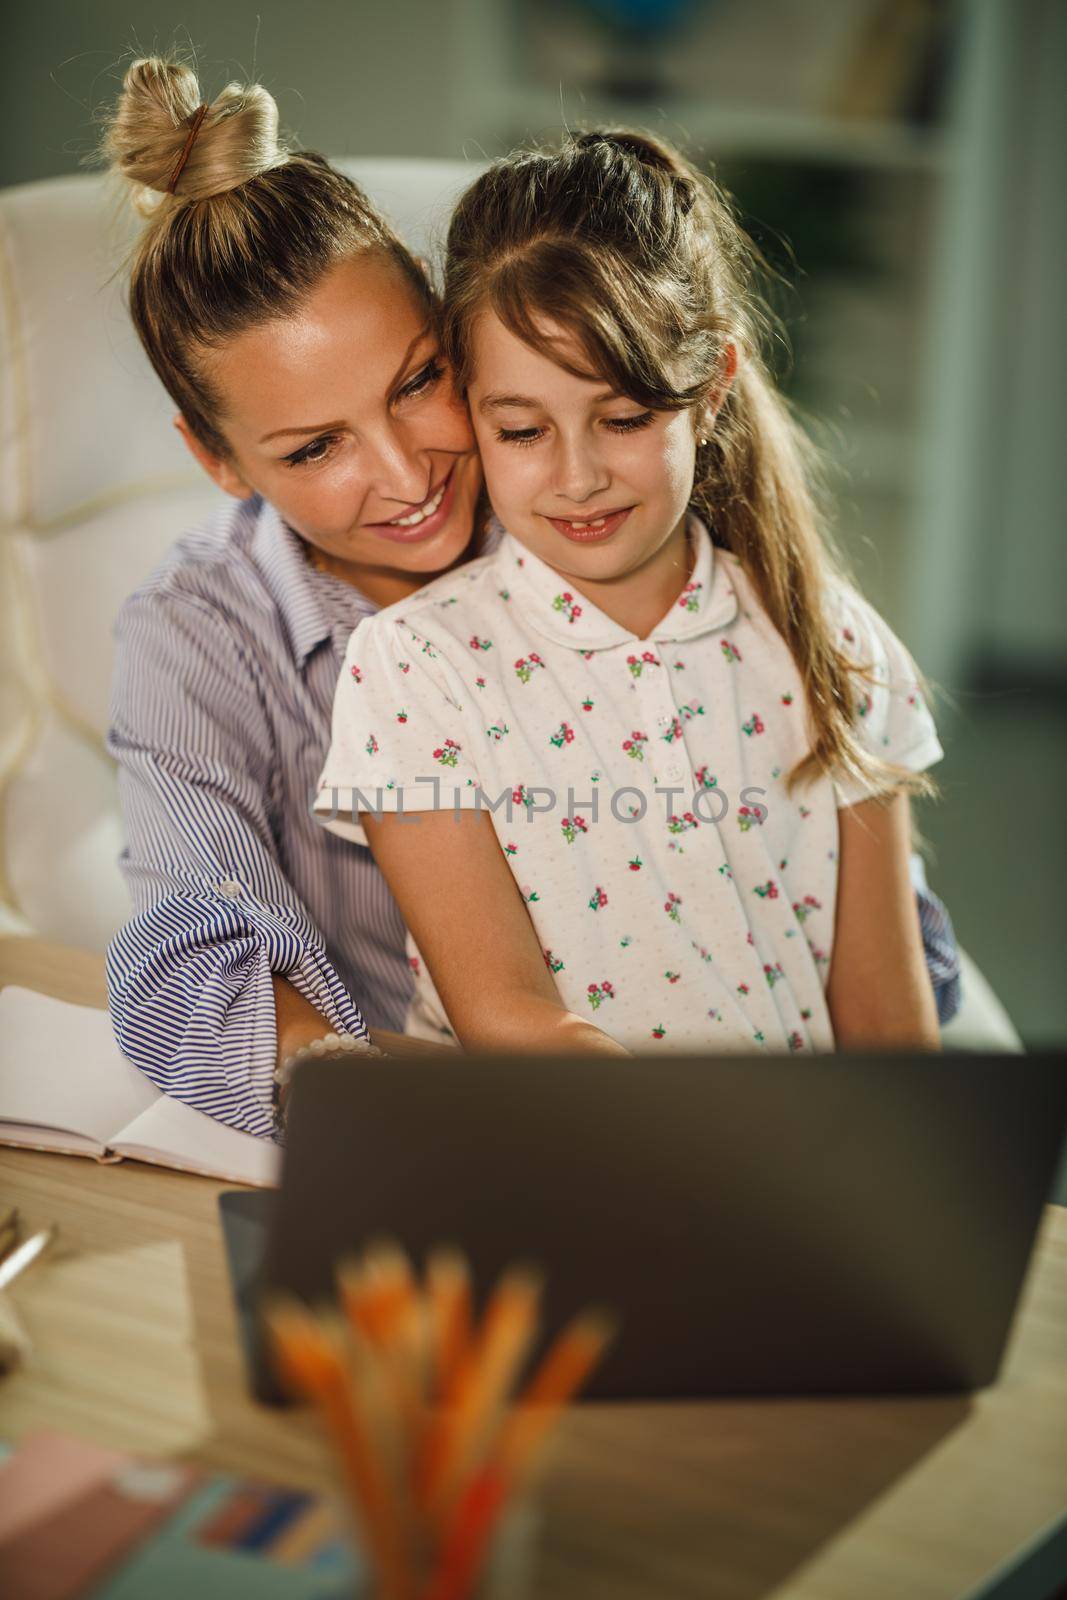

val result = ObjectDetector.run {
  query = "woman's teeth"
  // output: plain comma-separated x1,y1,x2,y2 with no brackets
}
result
389,479,446,528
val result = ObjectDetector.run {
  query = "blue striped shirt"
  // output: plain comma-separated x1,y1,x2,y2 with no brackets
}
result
105,493,961,1138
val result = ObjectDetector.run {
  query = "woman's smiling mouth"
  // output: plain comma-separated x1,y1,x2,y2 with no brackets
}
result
367,464,458,543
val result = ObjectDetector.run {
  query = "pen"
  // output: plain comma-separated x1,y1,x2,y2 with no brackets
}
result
0,1225,58,1292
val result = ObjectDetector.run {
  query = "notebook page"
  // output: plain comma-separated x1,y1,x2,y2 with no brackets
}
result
0,986,159,1151
113,1097,281,1189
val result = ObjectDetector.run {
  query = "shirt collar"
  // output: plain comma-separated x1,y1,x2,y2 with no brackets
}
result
250,496,377,668
496,511,739,651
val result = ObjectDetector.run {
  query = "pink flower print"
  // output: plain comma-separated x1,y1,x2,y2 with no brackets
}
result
408,954,421,976
842,626,856,644
549,722,575,749
798,805,812,820
664,892,682,923
350,664,363,684
692,941,713,964
626,651,660,679
420,641,438,658
552,591,583,624
718,863,734,881
753,880,779,900
708,1007,723,1022
587,980,615,1011
651,1023,667,1039
667,811,699,836
521,884,540,904
677,580,702,613
561,816,589,844
764,962,785,988
741,712,765,737
737,981,750,997
781,692,794,706
365,734,379,756
736,805,765,832
746,932,754,946
514,655,545,684
661,715,684,744
433,738,461,767
619,934,633,948
694,766,717,790
622,730,649,761
396,709,409,724
792,894,822,924
486,723,509,742
512,784,530,808
469,634,493,651
855,691,873,720
589,884,609,912
580,649,595,661
543,948,565,974
504,842,518,857
665,971,681,984
628,856,643,872
800,1007,813,1021
398,661,410,674
498,587,511,601
720,640,742,664
808,945,829,968
581,696,594,712
788,1032,804,1052
474,676,486,689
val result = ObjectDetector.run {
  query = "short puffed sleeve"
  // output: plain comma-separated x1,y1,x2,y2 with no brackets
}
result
312,613,482,846
827,583,945,808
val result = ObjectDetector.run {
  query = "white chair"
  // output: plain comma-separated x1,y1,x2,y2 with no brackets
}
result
0,161,1022,1051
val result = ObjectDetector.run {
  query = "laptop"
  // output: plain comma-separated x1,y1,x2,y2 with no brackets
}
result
220,1049,1067,1406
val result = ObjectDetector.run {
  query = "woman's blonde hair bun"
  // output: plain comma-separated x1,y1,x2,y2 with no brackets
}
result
104,55,286,210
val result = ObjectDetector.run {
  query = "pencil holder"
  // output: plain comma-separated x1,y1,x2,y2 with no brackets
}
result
266,1241,614,1600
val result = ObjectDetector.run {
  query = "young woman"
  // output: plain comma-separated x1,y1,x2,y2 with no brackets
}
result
102,66,960,1133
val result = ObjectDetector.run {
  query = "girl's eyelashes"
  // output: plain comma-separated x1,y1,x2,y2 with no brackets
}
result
495,410,657,448
281,359,446,469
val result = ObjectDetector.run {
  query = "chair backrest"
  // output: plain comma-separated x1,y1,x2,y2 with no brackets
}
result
0,159,482,951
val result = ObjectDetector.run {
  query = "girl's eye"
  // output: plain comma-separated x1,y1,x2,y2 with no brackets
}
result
284,433,343,469
398,358,445,401
496,426,544,448
605,411,655,433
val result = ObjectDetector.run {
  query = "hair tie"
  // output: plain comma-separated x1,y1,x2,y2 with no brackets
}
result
167,103,209,194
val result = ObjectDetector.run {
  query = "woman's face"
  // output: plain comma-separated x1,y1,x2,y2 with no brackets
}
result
178,251,482,603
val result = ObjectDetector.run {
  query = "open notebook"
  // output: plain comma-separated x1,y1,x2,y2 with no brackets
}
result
0,986,280,1188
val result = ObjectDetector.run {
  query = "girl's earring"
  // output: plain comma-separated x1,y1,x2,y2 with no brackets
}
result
698,435,709,447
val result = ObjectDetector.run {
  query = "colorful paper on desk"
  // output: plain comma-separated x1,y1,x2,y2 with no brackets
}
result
0,1430,365,1599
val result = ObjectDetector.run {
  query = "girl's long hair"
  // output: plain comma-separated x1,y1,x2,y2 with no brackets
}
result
442,128,939,806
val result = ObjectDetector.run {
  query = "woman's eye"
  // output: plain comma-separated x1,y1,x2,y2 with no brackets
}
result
605,411,655,433
496,426,544,448
398,359,445,400
284,433,342,469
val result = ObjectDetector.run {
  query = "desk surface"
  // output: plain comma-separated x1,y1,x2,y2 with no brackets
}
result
1,935,1065,1600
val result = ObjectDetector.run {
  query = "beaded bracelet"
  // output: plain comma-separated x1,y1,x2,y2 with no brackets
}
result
271,1032,386,1138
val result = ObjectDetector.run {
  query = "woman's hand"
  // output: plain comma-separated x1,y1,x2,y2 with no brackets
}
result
826,791,941,1051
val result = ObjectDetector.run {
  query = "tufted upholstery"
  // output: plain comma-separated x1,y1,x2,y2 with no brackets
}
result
0,159,480,950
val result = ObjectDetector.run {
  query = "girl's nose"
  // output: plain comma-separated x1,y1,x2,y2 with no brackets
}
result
553,435,610,506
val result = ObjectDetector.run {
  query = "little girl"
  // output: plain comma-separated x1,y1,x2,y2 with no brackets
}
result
313,130,945,1057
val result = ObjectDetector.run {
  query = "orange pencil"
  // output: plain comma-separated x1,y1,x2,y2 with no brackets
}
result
426,1248,472,1403
266,1299,414,1600
420,1464,508,1600
494,1310,616,1493
421,1266,542,1527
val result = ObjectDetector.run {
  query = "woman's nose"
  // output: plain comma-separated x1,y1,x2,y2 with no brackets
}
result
370,423,434,508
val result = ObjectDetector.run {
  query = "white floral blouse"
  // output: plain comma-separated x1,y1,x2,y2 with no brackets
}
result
313,515,944,1055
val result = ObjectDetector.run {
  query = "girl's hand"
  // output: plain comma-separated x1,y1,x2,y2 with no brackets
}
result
363,808,630,1057
826,790,941,1051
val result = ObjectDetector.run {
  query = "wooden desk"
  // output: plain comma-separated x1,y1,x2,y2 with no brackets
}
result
1,936,1065,1599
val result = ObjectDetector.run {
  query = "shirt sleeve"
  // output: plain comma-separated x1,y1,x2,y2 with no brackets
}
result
827,584,945,808
313,612,483,848
105,590,371,1140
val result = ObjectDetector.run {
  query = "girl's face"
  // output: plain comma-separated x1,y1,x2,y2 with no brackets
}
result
466,311,702,586
177,252,482,602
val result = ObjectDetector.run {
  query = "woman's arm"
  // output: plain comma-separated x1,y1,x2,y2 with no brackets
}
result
363,808,629,1057
826,790,941,1050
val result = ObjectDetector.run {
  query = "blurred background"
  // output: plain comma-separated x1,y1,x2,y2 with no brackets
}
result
1,0,1063,1045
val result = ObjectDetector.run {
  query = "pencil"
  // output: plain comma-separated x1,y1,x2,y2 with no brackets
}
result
426,1248,472,1403
494,1310,616,1493
420,1463,508,1600
266,1298,413,1600
421,1266,543,1527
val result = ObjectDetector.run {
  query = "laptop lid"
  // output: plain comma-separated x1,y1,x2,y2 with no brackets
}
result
247,1049,1066,1404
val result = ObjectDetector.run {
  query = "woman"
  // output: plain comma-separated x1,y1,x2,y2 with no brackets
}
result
102,57,961,1139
